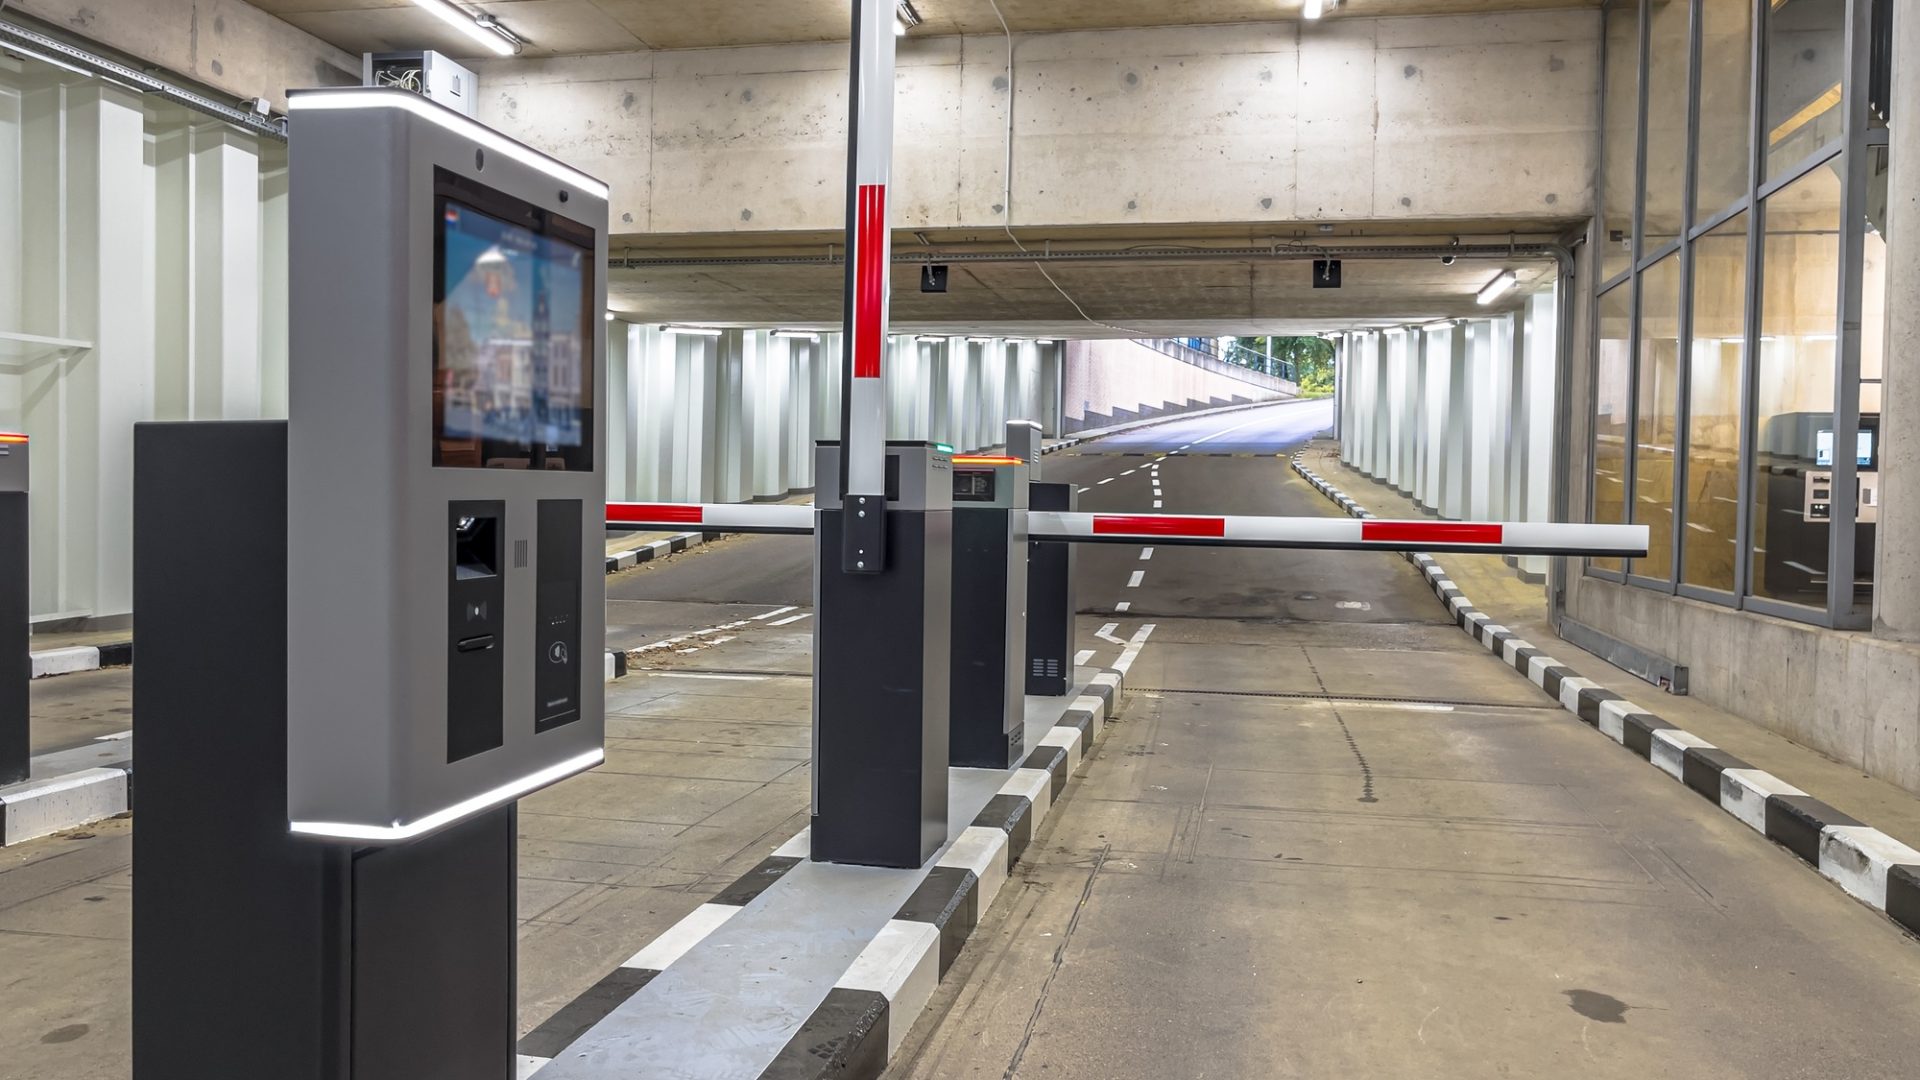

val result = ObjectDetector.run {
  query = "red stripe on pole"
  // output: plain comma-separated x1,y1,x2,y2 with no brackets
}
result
1092,515,1227,538
1360,521,1503,545
607,503,705,525
853,184,886,379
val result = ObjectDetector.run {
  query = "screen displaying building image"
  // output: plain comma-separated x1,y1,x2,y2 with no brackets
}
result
434,198,592,470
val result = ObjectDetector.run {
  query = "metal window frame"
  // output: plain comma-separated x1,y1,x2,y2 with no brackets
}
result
1587,0,1643,580
1591,0,1878,629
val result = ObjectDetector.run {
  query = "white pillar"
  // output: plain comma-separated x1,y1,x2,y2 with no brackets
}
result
606,319,630,500
1440,327,1469,518
1466,321,1496,520
1411,330,1430,507
1876,0,1920,639
191,128,263,421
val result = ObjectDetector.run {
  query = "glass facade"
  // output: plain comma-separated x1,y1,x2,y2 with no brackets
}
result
1633,254,1683,581
1589,0,1886,628
1681,215,1748,592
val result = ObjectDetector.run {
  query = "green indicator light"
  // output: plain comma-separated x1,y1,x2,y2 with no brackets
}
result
933,443,955,453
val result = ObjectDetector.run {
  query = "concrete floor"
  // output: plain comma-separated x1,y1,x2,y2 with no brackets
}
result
9,398,1920,1079
890,402,1920,1079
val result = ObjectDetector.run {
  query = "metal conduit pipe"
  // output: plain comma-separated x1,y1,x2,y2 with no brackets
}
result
610,243,1561,270
0,17,288,140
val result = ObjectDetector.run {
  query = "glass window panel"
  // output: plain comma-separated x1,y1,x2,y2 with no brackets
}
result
1763,0,1846,182
1601,2,1642,283
1681,214,1748,592
1694,0,1754,220
1634,254,1683,581
1749,165,1841,606
1643,0,1691,251
1592,285,1634,573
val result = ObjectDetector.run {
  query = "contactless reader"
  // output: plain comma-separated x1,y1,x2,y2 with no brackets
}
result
285,89,609,842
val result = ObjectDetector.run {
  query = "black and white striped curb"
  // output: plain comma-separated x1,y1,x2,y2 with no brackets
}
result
516,632,1150,1080
29,640,133,679
1288,453,1920,939
604,530,706,574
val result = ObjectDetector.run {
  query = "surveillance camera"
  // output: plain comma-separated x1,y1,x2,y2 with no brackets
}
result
1440,254,1456,266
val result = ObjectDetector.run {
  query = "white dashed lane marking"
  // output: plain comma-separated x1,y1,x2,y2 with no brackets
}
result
1127,570,1145,588
1139,547,1154,560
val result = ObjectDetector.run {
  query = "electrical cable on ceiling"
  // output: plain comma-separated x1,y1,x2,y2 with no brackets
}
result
984,0,1151,338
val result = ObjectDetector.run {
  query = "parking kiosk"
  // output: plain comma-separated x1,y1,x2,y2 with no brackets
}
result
947,429,1031,768
133,89,608,1080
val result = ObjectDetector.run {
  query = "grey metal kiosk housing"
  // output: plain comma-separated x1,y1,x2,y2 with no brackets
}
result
948,445,1028,768
286,88,609,841
132,91,609,1080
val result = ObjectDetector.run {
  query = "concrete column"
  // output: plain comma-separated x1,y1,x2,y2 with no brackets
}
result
1332,337,1345,447
1372,334,1391,478
1466,321,1496,520
1384,332,1405,490
1520,289,1558,577
1411,330,1430,507
63,85,151,622
787,335,816,492
1503,309,1530,521
1422,329,1446,508
606,320,630,499
675,334,719,502
1876,0,1920,640
191,128,263,421
1399,331,1420,494
1440,327,1469,519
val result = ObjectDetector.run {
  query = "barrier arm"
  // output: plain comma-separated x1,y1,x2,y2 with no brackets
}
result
1025,512,1649,558
606,501,815,535
605,503,1648,558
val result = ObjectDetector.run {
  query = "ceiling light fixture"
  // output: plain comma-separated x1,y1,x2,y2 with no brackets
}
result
410,0,516,57
605,312,616,321
1476,270,1518,306
1422,319,1457,330
773,329,821,341
1303,0,1326,19
896,0,922,35
660,324,723,337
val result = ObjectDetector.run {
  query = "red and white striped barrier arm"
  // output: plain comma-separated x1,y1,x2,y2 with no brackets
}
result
606,502,814,535
841,0,894,501
1026,512,1649,557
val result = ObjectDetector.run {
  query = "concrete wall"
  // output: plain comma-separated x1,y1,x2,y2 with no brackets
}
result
1336,289,1560,576
12,0,359,110
0,70,286,628
475,10,1600,238
1062,338,1287,433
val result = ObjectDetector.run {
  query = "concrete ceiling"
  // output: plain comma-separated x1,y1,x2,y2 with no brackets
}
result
608,252,1559,338
253,0,1601,60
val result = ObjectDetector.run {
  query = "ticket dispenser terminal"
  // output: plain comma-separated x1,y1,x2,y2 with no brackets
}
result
285,89,608,841
947,434,1029,769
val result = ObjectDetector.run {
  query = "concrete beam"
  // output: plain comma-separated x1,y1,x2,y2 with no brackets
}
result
477,10,1599,240
14,0,358,110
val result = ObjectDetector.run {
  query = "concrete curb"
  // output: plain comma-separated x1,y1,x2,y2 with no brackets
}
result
0,742,133,847
1287,453,1920,940
29,640,133,679
515,630,1154,1079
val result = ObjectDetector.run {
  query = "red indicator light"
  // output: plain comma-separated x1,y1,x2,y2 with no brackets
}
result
0,432,27,444
1091,515,1226,538
1360,521,1503,545
607,503,704,525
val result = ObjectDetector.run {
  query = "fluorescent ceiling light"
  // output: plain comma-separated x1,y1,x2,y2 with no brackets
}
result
605,312,617,321
289,90,609,199
661,324,722,337
412,0,515,56
896,0,922,33
1422,319,1456,330
967,336,997,344
773,329,821,341
1476,270,1518,305
894,16,908,35
1303,0,1326,18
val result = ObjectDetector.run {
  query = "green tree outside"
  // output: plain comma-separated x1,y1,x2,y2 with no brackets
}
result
1235,336,1335,398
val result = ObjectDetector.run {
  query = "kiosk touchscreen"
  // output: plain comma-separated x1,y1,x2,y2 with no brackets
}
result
285,89,609,842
